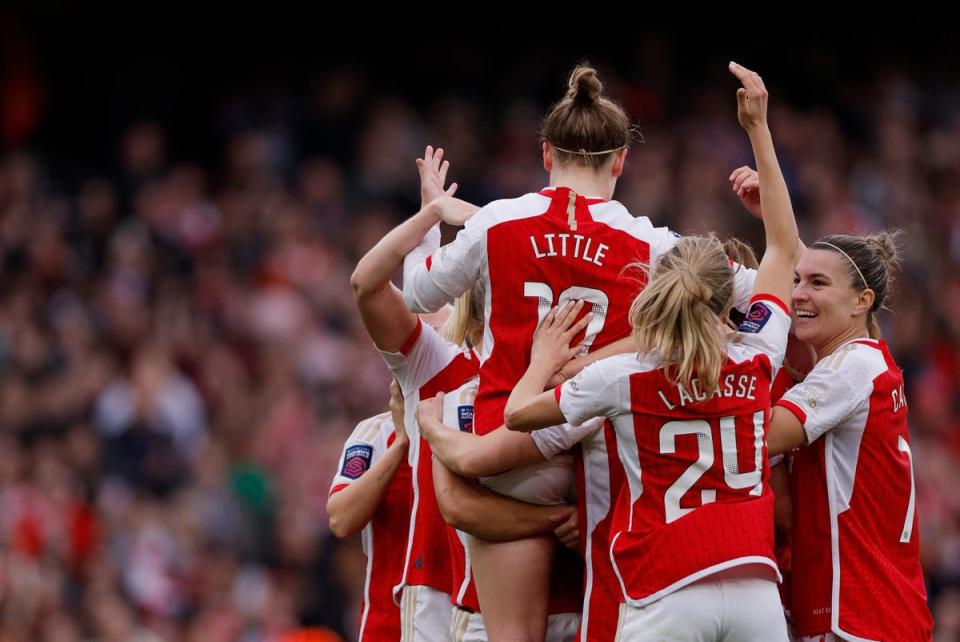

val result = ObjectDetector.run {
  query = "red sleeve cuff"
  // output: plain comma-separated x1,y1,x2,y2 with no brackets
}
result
775,399,807,425
398,318,423,356
329,483,350,497
750,293,790,316
554,385,563,403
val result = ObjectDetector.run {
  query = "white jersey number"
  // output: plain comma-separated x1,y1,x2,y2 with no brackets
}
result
897,435,916,543
660,411,765,524
523,282,609,354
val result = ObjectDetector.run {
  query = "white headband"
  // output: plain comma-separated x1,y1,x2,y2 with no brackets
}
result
814,241,869,290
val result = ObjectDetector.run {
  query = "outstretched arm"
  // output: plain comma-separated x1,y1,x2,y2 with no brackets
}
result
351,147,477,351
729,62,801,305
432,458,578,547
417,393,545,477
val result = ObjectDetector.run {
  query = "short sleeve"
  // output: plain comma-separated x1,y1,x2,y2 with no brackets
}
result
531,417,604,460
329,413,392,495
557,359,625,428
734,294,793,372
377,320,461,396
731,264,758,313
403,207,492,313
776,358,867,444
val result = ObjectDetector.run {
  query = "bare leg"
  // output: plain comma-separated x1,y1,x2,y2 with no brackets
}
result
469,534,554,642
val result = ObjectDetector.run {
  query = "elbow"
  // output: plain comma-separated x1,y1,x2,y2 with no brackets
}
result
437,495,470,530
503,407,526,432
350,267,375,302
457,453,490,479
326,501,361,539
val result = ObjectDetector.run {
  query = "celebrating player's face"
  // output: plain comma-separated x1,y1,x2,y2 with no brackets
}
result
791,249,865,352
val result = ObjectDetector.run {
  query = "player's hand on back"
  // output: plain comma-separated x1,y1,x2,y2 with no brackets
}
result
530,301,593,375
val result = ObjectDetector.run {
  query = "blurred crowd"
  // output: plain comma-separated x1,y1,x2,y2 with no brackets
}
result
0,56,959,641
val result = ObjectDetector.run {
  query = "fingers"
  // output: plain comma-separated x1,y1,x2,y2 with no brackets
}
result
729,61,763,92
563,314,594,347
433,147,444,172
438,159,449,185
445,182,458,197
553,300,583,328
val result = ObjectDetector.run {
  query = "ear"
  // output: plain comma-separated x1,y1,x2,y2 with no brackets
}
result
542,142,553,172
611,147,628,178
852,288,875,317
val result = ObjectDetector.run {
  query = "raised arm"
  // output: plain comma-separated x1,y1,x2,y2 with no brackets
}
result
729,62,801,305
350,147,476,351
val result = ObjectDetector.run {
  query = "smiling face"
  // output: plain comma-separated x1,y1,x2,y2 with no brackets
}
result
792,248,874,356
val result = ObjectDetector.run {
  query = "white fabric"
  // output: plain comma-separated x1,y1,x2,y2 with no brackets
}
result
614,576,788,641
530,417,604,460
479,453,575,506
400,585,453,642
450,608,580,642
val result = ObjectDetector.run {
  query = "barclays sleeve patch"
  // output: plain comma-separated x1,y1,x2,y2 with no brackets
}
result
738,301,772,334
341,444,373,479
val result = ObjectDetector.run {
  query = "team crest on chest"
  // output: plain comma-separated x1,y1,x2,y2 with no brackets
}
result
341,444,373,479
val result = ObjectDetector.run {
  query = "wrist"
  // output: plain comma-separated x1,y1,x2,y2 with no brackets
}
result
420,201,443,225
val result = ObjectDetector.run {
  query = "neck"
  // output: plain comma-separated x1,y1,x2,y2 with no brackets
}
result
814,324,871,360
548,168,615,200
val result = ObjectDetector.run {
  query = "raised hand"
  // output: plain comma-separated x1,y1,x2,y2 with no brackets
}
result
417,145,458,207
729,62,768,131
729,165,763,219
429,196,480,227
530,301,593,374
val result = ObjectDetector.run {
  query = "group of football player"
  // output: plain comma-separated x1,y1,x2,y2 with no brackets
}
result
327,62,934,642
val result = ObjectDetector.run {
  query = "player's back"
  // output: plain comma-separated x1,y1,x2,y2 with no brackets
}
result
557,295,793,606
475,186,675,433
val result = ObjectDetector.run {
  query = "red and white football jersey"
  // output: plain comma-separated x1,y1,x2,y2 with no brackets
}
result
403,187,760,435
329,412,412,642
533,419,626,642
776,339,933,641
557,295,792,606
378,319,479,602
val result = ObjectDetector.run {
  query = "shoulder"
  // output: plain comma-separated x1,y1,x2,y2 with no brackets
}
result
816,339,889,380
589,201,678,245
470,192,551,228
348,411,393,443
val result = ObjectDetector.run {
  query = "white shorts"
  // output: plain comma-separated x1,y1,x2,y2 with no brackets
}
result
796,635,838,642
400,585,453,642
615,576,788,642
479,453,575,505
450,608,580,642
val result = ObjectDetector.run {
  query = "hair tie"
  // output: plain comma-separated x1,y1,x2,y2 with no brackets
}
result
550,144,628,156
